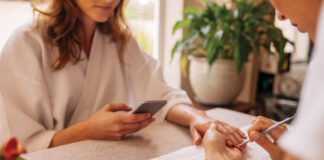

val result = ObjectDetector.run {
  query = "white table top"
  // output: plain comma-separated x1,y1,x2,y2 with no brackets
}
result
23,108,256,160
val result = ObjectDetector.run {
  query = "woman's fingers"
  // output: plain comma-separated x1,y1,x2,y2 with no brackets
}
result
217,123,245,147
268,124,287,141
121,113,152,123
109,135,124,141
248,117,274,133
227,134,240,147
226,140,233,147
107,118,155,139
190,127,202,145
238,129,247,139
222,127,242,147
121,117,155,132
233,132,244,145
250,131,284,160
228,127,245,143
104,104,132,112
248,116,287,142
248,116,274,140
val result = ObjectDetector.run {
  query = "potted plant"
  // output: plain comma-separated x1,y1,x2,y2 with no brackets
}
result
172,0,292,104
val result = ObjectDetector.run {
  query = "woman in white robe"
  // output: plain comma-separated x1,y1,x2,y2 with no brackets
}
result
202,0,324,159
0,0,246,153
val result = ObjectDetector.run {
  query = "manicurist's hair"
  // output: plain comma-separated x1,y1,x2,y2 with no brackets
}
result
31,0,131,70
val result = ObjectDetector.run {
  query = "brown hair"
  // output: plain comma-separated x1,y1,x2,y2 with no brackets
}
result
31,0,131,70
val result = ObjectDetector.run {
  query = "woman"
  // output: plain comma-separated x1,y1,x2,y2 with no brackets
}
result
203,0,324,159
0,0,246,152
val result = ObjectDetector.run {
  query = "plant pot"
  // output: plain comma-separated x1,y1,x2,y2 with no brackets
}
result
189,56,246,105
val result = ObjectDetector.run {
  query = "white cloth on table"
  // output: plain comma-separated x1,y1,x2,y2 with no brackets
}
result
151,126,271,160
0,23,191,152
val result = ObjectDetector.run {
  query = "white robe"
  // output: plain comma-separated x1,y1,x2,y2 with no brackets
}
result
278,2,324,160
0,24,191,152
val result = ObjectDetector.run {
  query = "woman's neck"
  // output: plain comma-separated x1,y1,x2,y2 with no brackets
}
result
80,15,97,58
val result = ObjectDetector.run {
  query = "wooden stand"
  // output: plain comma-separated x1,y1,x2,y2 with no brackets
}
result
190,97,261,115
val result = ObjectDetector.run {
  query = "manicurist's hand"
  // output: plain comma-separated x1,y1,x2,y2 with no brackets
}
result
85,104,155,140
166,104,247,148
248,116,287,160
203,123,243,160
190,111,247,148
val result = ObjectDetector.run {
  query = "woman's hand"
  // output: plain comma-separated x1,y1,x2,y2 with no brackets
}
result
248,116,287,160
85,104,155,140
203,123,243,160
190,112,247,148
166,104,246,148
50,104,155,148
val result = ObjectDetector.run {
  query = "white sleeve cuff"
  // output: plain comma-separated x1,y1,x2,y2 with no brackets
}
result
24,130,57,152
154,91,192,123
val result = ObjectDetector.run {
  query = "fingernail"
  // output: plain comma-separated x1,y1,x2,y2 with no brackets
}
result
252,132,260,141
227,140,233,146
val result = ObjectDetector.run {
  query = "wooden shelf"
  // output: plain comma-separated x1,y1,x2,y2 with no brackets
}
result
190,97,261,115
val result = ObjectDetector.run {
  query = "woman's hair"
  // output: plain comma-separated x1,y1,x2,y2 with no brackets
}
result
31,0,131,70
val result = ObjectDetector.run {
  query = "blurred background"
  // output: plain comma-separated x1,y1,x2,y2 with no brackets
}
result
0,0,312,121
0,0,158,57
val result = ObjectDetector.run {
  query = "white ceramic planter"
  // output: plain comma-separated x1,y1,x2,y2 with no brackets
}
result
189,57,246,105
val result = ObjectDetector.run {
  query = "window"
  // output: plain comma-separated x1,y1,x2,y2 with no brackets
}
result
0,0,161,60
0,1,33,51
125,0,160,59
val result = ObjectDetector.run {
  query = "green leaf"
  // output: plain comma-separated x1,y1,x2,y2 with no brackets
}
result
234,45,242,74
183,6,202,15
16,157,25,160
208,47,223,70
172,19,191,34
205,36,217,61
180,44,201,77
180,55,188,77
171,41,182,60
171,32,199,60
171,0,292,74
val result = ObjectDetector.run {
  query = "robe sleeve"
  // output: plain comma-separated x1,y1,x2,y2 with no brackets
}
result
124,38,192,123
0,26,56,152
278,57,324,159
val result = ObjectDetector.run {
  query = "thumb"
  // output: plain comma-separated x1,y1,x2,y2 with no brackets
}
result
104,104,132,112
250,131,280,154
191,127,202,145
209,123,217,130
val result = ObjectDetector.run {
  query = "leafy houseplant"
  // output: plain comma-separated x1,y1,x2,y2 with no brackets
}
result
172,0,292,76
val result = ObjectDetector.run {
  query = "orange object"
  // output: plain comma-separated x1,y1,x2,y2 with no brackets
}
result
1,138,26,160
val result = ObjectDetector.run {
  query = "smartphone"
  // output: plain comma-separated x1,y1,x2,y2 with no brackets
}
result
131,100,167,115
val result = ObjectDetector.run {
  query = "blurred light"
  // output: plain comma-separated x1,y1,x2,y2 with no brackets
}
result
138,0,152,5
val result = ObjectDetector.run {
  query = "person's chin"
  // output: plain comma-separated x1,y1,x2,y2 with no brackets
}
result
297,26,307,33
95,16,110,23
